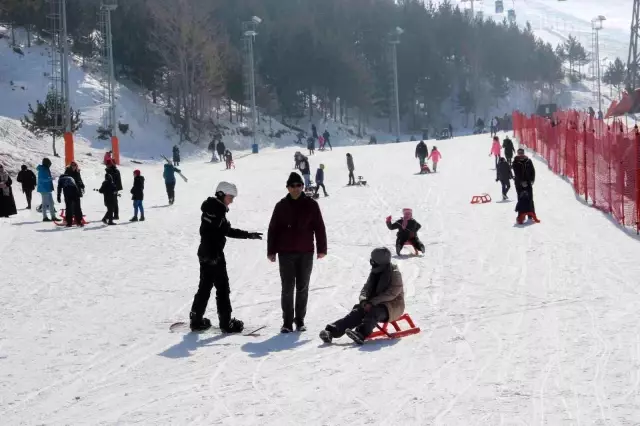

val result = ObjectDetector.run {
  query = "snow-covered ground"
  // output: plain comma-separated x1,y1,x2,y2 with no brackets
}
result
2,133,640,424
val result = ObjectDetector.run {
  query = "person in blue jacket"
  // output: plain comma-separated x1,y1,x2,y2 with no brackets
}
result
36,158,59,222
163,163,181,205
314,164,328,197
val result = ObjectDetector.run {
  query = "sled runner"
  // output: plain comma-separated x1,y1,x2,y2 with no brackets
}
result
357,176,367,186
53,209,89,226
470,193,492,204
366,313,421,340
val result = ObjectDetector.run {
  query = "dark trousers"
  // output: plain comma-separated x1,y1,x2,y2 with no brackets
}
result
329,304,389,338
325,139,332,150
191,258,232,324
314,183,328,196
396,235,425,255
506,155,513,166
64,197,83,225
515,184,535,213
103,200,115,222
278,253,314,327
500,179,511,197
418,156,426,169
348,171,355,185
113,195,119,219
166,182,175,201
25,189,33,209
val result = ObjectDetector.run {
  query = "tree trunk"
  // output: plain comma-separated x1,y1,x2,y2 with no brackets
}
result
228,98,233,123
27,26,31,48
308,89,313,121
152,90,157,104
52,134,58,157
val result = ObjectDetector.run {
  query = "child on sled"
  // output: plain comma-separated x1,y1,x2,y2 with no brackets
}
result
386,208,425,255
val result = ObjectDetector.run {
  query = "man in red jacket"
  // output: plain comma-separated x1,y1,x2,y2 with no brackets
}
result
268,172,327,333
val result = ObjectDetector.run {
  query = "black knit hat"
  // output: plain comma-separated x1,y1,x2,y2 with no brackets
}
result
286,172,304,187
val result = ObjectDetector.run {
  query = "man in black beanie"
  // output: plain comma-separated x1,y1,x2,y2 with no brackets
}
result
267,172,327,333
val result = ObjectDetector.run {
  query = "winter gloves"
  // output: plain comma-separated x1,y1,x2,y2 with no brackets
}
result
386,215,392,223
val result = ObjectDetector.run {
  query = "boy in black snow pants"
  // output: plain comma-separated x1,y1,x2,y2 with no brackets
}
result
386,208,425,255
57,172,83,227
99,174,117,225
496,157,513,200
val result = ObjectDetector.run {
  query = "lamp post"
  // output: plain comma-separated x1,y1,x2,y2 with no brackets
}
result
243,16,261,151
389,27,403,142
592,15,606,116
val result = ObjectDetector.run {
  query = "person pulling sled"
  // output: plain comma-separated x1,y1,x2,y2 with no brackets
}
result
512,148,540,224
386,208,425,255
189,182,263,332
319,247,404,345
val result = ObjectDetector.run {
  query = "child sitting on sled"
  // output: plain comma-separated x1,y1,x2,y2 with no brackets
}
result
386,208,425,255
319,247,404,345
420,163,431,174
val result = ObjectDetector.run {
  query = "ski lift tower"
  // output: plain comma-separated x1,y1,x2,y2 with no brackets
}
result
99,0,119,163
243,16,261,154
627,0,640,90
591,15,606,115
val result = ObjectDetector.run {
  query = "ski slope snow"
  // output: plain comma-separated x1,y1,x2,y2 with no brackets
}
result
2,133,640,424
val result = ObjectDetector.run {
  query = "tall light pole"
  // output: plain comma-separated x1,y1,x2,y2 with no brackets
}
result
592,15,606,116
60,0,71,132
390,27,403,142
243,16,261,151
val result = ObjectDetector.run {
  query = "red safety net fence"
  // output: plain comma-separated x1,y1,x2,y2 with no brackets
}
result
513,110,640,234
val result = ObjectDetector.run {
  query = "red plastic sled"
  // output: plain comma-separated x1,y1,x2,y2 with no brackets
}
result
366,313,421,340
470,193,492,204
403,241,418,255
53,209,89,226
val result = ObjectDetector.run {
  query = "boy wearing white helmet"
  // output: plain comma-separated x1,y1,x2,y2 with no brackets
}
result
189,181,263,332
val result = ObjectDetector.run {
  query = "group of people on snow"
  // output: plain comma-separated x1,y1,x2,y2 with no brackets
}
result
305,125,333,155
414,140,441,174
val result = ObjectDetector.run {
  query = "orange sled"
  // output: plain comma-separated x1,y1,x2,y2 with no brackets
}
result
470,193,492,204
366,313,421,340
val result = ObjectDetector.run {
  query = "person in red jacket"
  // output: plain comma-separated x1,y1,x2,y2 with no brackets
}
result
267,172,327,333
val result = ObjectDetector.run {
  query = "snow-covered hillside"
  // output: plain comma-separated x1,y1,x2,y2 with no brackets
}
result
2,132,640,424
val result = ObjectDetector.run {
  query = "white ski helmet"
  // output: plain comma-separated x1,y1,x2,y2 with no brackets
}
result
215,181,238,197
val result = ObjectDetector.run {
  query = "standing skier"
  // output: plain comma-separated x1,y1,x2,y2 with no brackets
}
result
16,165,37,209
267,172,327,333
130,169,145,222
502,136,515,166
496,157,513,200
490,136,501,168
189,182,263,332
415,140,429,171
56,170,83,227
386,208,425,255
172,145,181,167
99,173,117,225
163,163,180,205
428,146,442,172
346,153,355,185
105,161,123,220
36,158,58,222
319,247,404,345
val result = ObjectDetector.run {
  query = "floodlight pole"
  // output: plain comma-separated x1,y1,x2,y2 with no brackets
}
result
390,27,403,142
61,0,71,131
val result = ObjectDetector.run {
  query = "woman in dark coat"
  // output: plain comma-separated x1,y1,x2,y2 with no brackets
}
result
0,164,18,218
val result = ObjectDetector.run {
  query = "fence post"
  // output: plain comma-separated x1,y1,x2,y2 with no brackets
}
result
583,125,588,203
636,132,640,234
608,132,612,214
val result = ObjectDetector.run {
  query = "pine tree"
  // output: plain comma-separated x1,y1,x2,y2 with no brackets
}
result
21,92,82,157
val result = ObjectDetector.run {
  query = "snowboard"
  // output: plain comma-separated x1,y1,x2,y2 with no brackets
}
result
161,155,189,182
169,322,266,337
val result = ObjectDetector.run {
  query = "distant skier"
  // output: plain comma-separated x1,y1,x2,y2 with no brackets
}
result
16,164,37,209
428,146,442,172
346,153,355,185
0,164,17,218
307,137,315,156
98,173,117,225
319,247,404,345
496,157,513,200
298,155,311,188
369,135,377,145
415,140,429,171
490,117,498,137
130,169,145,222
189,181,263,332
224,149,233,169
172,145,181,167
163,163,180,205
216,141,226,162
36,158,58,222
318,134,325,151
322,130,332,150
386,208,425,256
314,164,328,198
105,161,123,220
56,170,83,227
448,123,453,138
512,148,539,224
490,136,501,168
502,136,515,166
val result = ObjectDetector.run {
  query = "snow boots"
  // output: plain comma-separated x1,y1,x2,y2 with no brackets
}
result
319,329,333,344
345,328,366,345
190,312,212,332
516,212,540,224
220,318,244,334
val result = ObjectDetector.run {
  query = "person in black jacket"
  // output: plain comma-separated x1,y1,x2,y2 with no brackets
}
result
98,173,117,225
496,157,514,200
502,137,516,165
386,208,425,255
216,141,226,161
105,161,123,220
190,181,263,332
130,169,145,222
322,130,332,151
16,165,37,209
415,141,429,171
57,171,83,227
512,149,539,223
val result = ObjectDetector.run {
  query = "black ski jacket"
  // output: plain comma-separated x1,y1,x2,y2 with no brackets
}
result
64,167,85,196
16,169,36,192
99,178,117,206
387,218,421,241
57,174,80,200
512,155,535,186
106,165,123,191
502,138,515,158
131,175,145,201
197,197,251,262
415,142,428,159
496,161,513,181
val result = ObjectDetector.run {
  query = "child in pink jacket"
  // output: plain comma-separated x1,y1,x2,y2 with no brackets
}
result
490,136,501,168
427,146,442,172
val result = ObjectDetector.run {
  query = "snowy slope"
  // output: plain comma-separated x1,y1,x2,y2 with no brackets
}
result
2,133,640,424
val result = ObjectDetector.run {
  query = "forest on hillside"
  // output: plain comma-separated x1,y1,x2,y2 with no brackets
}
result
1,0,565,139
